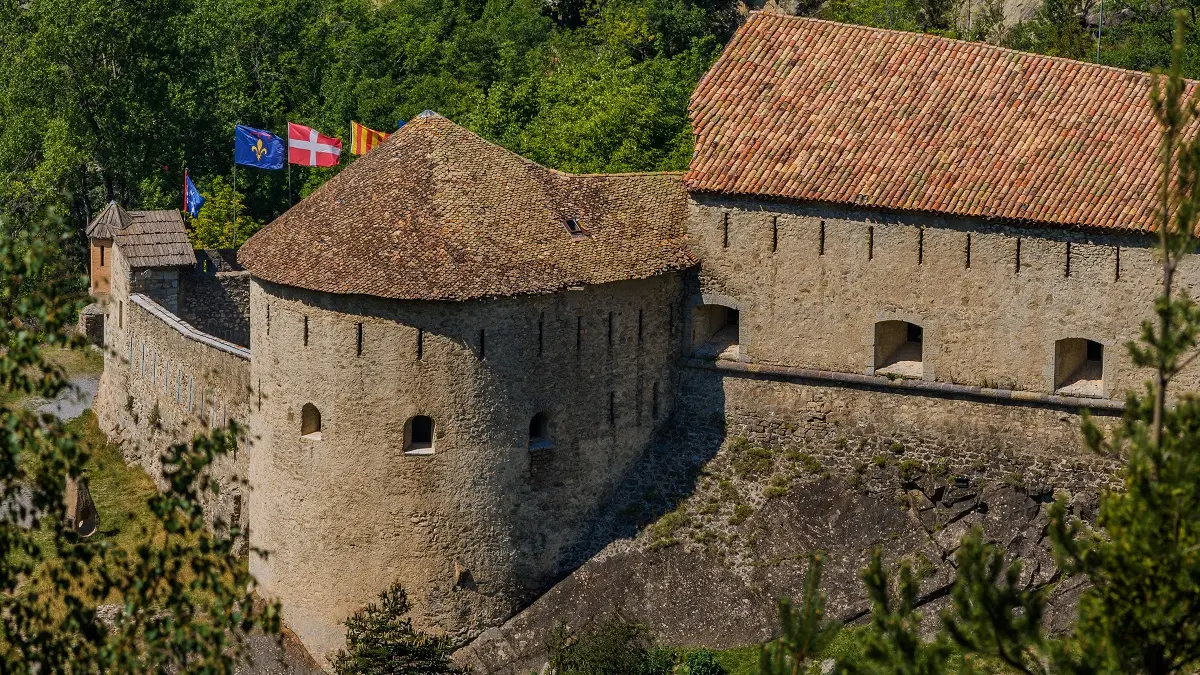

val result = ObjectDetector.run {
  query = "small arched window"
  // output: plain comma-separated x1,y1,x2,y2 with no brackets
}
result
405,415,435,455
301,403,322,440
529,412,552,450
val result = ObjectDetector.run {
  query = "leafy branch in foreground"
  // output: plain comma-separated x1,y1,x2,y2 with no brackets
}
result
759,554,840,675
0,207,279,673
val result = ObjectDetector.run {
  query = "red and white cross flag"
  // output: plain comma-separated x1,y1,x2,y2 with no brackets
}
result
287,122,342,167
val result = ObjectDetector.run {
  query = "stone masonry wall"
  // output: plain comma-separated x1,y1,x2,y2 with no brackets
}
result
93,291,252,540
178,250,250,347
687,195,1200,398
248,273,684,667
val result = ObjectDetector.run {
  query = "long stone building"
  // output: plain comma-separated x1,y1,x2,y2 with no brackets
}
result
89,13,1200,668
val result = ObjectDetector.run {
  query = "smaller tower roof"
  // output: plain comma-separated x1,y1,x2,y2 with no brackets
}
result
88,203,194,268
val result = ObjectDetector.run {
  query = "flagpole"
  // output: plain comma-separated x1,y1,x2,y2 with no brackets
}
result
232,122,239,248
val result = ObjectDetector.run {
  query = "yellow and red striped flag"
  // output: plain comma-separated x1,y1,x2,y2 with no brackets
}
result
350,121,390,155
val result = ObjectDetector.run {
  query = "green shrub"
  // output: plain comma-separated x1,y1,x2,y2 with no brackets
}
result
728,503,753,525
731,440,774,479
677,649,727,675
548,620,674,675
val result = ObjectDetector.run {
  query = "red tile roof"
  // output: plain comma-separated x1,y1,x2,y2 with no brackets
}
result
239,113,693,301
686,13,1182,232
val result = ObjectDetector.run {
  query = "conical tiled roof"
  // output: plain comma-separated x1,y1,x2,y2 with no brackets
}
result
238,114,693,301
86,201,131,239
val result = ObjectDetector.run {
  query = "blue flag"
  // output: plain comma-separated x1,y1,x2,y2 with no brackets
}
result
234,124,284,169
184,171,205,218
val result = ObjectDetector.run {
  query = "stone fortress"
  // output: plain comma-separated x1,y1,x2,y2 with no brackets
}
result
85,12,1200,668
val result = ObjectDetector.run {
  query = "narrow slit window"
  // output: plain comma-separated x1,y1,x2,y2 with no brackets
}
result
722,212,729,248
303,315,309,346
868,226,874,260
99,246,105,266
819,220,826,256
771,216,778,252
119,301,124,328
918,228,924,264
1015,238,1022,274
1065,242,1072,278
356,322,363,357
479,329,486,360
537,314,544,356
607,312,613,349
416,329,424,360
637,309,644,345
576,317,582,352
1115,246,1121,281
668,304,674,335
608,392,615,426
266,304,271,335
965,233,972,269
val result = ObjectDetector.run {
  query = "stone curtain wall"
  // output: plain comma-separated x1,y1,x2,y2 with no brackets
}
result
178,249,251,347
687,196,1200,398
676,361,1123,494
246,274,684,667
93,291,252,540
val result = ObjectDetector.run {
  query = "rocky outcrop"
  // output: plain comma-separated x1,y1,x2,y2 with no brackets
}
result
456,434,1103,674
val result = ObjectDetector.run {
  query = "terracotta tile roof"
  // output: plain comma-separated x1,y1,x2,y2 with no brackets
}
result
114,209,195,268
686,13,1183,232
238,113,694,301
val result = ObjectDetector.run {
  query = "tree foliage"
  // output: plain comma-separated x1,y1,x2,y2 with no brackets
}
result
0,209,279,673
187,176,263,250
330,582,462,675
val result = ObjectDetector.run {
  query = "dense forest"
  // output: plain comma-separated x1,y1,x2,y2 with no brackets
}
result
0,0,1197,283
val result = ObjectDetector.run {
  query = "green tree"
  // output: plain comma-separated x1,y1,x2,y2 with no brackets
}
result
331,582,463,675
547,619,675,675
759,554,841,675
0,208,279,672
187,176,263,249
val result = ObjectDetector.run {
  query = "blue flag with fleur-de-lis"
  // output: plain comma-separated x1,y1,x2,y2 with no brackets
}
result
234,124,284,169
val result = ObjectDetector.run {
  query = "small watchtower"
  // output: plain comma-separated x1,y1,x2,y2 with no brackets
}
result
86,202,126,297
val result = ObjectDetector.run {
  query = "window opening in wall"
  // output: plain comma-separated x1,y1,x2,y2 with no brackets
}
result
874,320,923,378
528,412,552,450
691,304,739,360
1065,242,1072,278
722,212,729,248
772,216,778,252
608,392,615,426
651,381,660,419
303,315,309,346
607,312,613,350
668,304,674,335
965,233,972,269
1015,238,1022,274
538,313,544,356
266,304,270,335
637,309,643,345
119,301,124,328
404,416,435,455
300,403,322,440
479,329,486,359
564,217,586,239
576,317,582,352
1055,338,1104,397
1115,246,1121,281
819,220,826,256
918,228,924,264
356,322,363,357
99,246,105,266
417,329,424,360
868,226,874,260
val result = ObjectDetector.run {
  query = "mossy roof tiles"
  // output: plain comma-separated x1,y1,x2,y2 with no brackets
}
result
238,113,694,301
686,13,1190,233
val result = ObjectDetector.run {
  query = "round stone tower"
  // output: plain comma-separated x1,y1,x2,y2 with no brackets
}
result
237,112,693,663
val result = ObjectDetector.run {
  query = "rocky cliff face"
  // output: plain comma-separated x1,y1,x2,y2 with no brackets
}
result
457,431,1103,673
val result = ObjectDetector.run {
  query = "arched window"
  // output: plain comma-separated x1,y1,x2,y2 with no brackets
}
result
874,320,923,378
405,415,435,455
692,304,739,360
301,403,322,440
1055,338,1103,397
529,412,552,450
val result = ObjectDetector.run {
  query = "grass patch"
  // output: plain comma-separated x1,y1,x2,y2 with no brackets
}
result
729,437,774,479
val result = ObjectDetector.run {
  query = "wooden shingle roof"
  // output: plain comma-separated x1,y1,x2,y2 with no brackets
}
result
686,13,1184,232
86,202,131,239
238,113,694,301
113,209,194,268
